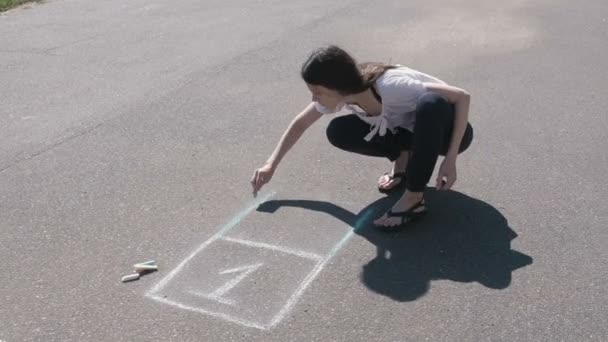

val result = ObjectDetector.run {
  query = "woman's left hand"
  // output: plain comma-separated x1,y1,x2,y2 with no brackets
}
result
436,157,457,190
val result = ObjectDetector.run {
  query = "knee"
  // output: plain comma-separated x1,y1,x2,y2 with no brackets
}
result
416,92,452,121
326,116,350,148
459,123,474,152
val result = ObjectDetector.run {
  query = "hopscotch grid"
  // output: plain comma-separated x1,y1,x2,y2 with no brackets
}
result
221,236,323,261
146,191,276,296
145,191,375,330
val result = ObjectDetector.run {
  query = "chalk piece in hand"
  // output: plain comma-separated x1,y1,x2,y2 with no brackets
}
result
253,191,258,198
121,273,140,282
134,264,158,273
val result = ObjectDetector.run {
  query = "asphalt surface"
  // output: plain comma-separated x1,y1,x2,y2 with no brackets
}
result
1,0,607,341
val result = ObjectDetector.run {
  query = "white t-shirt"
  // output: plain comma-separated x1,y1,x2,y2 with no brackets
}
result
314,65,446,141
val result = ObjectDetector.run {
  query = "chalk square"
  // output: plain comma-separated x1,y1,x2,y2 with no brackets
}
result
225,199,353,256
150,238,321,328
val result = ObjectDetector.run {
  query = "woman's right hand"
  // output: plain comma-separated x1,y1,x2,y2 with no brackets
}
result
249,103,321,196
251,163,275,194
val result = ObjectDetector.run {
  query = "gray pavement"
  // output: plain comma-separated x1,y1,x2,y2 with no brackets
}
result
1,0,607,341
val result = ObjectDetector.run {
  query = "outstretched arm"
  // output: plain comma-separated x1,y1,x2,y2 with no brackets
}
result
251,102,323,193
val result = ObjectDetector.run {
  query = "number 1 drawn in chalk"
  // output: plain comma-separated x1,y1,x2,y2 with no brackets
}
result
189,263,263,306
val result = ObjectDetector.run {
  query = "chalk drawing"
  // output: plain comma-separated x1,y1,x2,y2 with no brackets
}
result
222,236,322,261
147,296,267,330
267,207,375,328
189,263,263,306
146,191,276,295
146,191,375,330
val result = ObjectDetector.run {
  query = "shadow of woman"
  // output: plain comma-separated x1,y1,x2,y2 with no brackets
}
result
257,188,533,302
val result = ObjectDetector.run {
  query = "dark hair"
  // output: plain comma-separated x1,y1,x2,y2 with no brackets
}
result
301,45,396,95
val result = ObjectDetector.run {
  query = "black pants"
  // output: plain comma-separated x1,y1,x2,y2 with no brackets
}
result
326,92,473,192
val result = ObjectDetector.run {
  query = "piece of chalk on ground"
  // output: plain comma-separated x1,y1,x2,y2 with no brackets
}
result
134,264,158,272
139,260,157,266
121,273,140,282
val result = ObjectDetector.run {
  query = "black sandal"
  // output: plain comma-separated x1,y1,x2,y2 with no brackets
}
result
375,199,427,231
378,172,407,194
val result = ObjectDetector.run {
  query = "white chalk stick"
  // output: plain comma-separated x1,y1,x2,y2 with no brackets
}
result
121,273,140,282
138,260,157,266
134,264,158,273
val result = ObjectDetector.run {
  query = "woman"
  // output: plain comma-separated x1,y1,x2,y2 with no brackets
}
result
250,45,473,230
